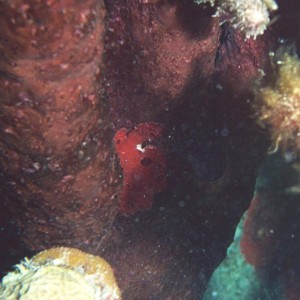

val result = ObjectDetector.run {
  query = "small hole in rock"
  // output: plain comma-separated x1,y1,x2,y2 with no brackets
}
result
141,157,153,167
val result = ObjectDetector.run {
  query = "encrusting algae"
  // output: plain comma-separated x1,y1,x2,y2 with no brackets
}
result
0,247,121,300
255,52,300,154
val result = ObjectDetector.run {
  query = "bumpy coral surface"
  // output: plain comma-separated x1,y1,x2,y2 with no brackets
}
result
0,0,121,251
1,266,97,300
0,247,121,300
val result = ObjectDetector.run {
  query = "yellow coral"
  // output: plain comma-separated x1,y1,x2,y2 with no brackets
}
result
256,53,300,152
0,247,121,300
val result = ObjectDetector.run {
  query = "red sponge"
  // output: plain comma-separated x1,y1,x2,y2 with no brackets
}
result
114,123,167,215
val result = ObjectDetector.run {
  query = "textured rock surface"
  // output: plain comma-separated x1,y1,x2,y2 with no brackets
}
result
0,0,121,252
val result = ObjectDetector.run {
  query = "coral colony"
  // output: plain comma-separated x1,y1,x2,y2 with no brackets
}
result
1,0,300,299
195,0,278,38
0,247,121,299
